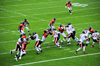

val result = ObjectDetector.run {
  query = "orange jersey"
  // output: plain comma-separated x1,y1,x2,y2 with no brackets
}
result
19,24,25,30
49,19,55,24
88,29,94,34
21,42,27,51
58,26,64,33
43,33,48,38
22,35,27,39
66,2,72,7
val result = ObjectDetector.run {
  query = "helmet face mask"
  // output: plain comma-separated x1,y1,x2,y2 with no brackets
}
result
53,17,56,21
68,22,71,25
82,31,85,34
95,30,97,32
33,32,36,35
59,24,62,27
89,26,92,30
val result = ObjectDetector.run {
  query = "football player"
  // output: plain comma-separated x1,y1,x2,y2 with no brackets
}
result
68,22,79,41
10,37,24,57
65,1,73,15
88,26,94,42
91,30,100,48
30,32,43,54
20,19,31,35
50,28,61,49
58,24,66,41
15,38,30,61
49,17,56,31
75,31,89,54
65,25,78,45
18,22,25,37
84,29,90,46
41,30,49,42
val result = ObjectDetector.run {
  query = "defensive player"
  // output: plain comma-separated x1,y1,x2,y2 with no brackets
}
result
20,19,31,35
65,25,78,45
75,31,88,54
68,22,79,41
50,28,61,49
49,17,56,31
65,1,73,15
91,30,100,48
58,24,66,41
15,38,30,61
10,37,24,57
30,32,43,54
84,29,90,45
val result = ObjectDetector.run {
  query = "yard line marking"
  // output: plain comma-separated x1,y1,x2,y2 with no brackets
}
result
0,8,27,16
0,45,65,55
0,7,100,19
13,52,100,66
0,40,17,43
14,6,100,11
0,1,63,7
0,14,100,25
0,0,22,2
0,1,100,7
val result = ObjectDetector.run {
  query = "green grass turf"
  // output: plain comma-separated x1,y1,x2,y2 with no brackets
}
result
0,0,100,66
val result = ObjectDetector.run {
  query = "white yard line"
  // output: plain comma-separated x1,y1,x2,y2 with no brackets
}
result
0,14,100,25
0,1,63,7
13,52,100,66
0,6,100,19
0,0,22,2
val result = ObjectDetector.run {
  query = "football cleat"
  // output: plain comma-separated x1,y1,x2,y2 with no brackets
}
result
15,58,18,61
10,50,12,55
67,42,71,45
91,45,94,47
15,55,18,57
75,50,78,54
59,46,62,49
19,57,21,59
40,50,43,52
83,51,87,54
37,51,40,54
70,13,72,14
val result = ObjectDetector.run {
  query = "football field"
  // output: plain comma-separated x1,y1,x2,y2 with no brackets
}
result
0,0,100,66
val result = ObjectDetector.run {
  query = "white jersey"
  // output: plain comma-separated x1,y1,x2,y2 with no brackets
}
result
79,34,87,43
65,27,72,34
69,25,75,31
92,32,99,39
84,29,90,36
17,38,22,44
53,30,58,37
33,34,40,42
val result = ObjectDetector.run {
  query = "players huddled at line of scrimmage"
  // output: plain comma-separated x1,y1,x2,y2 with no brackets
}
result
10,17,100,61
